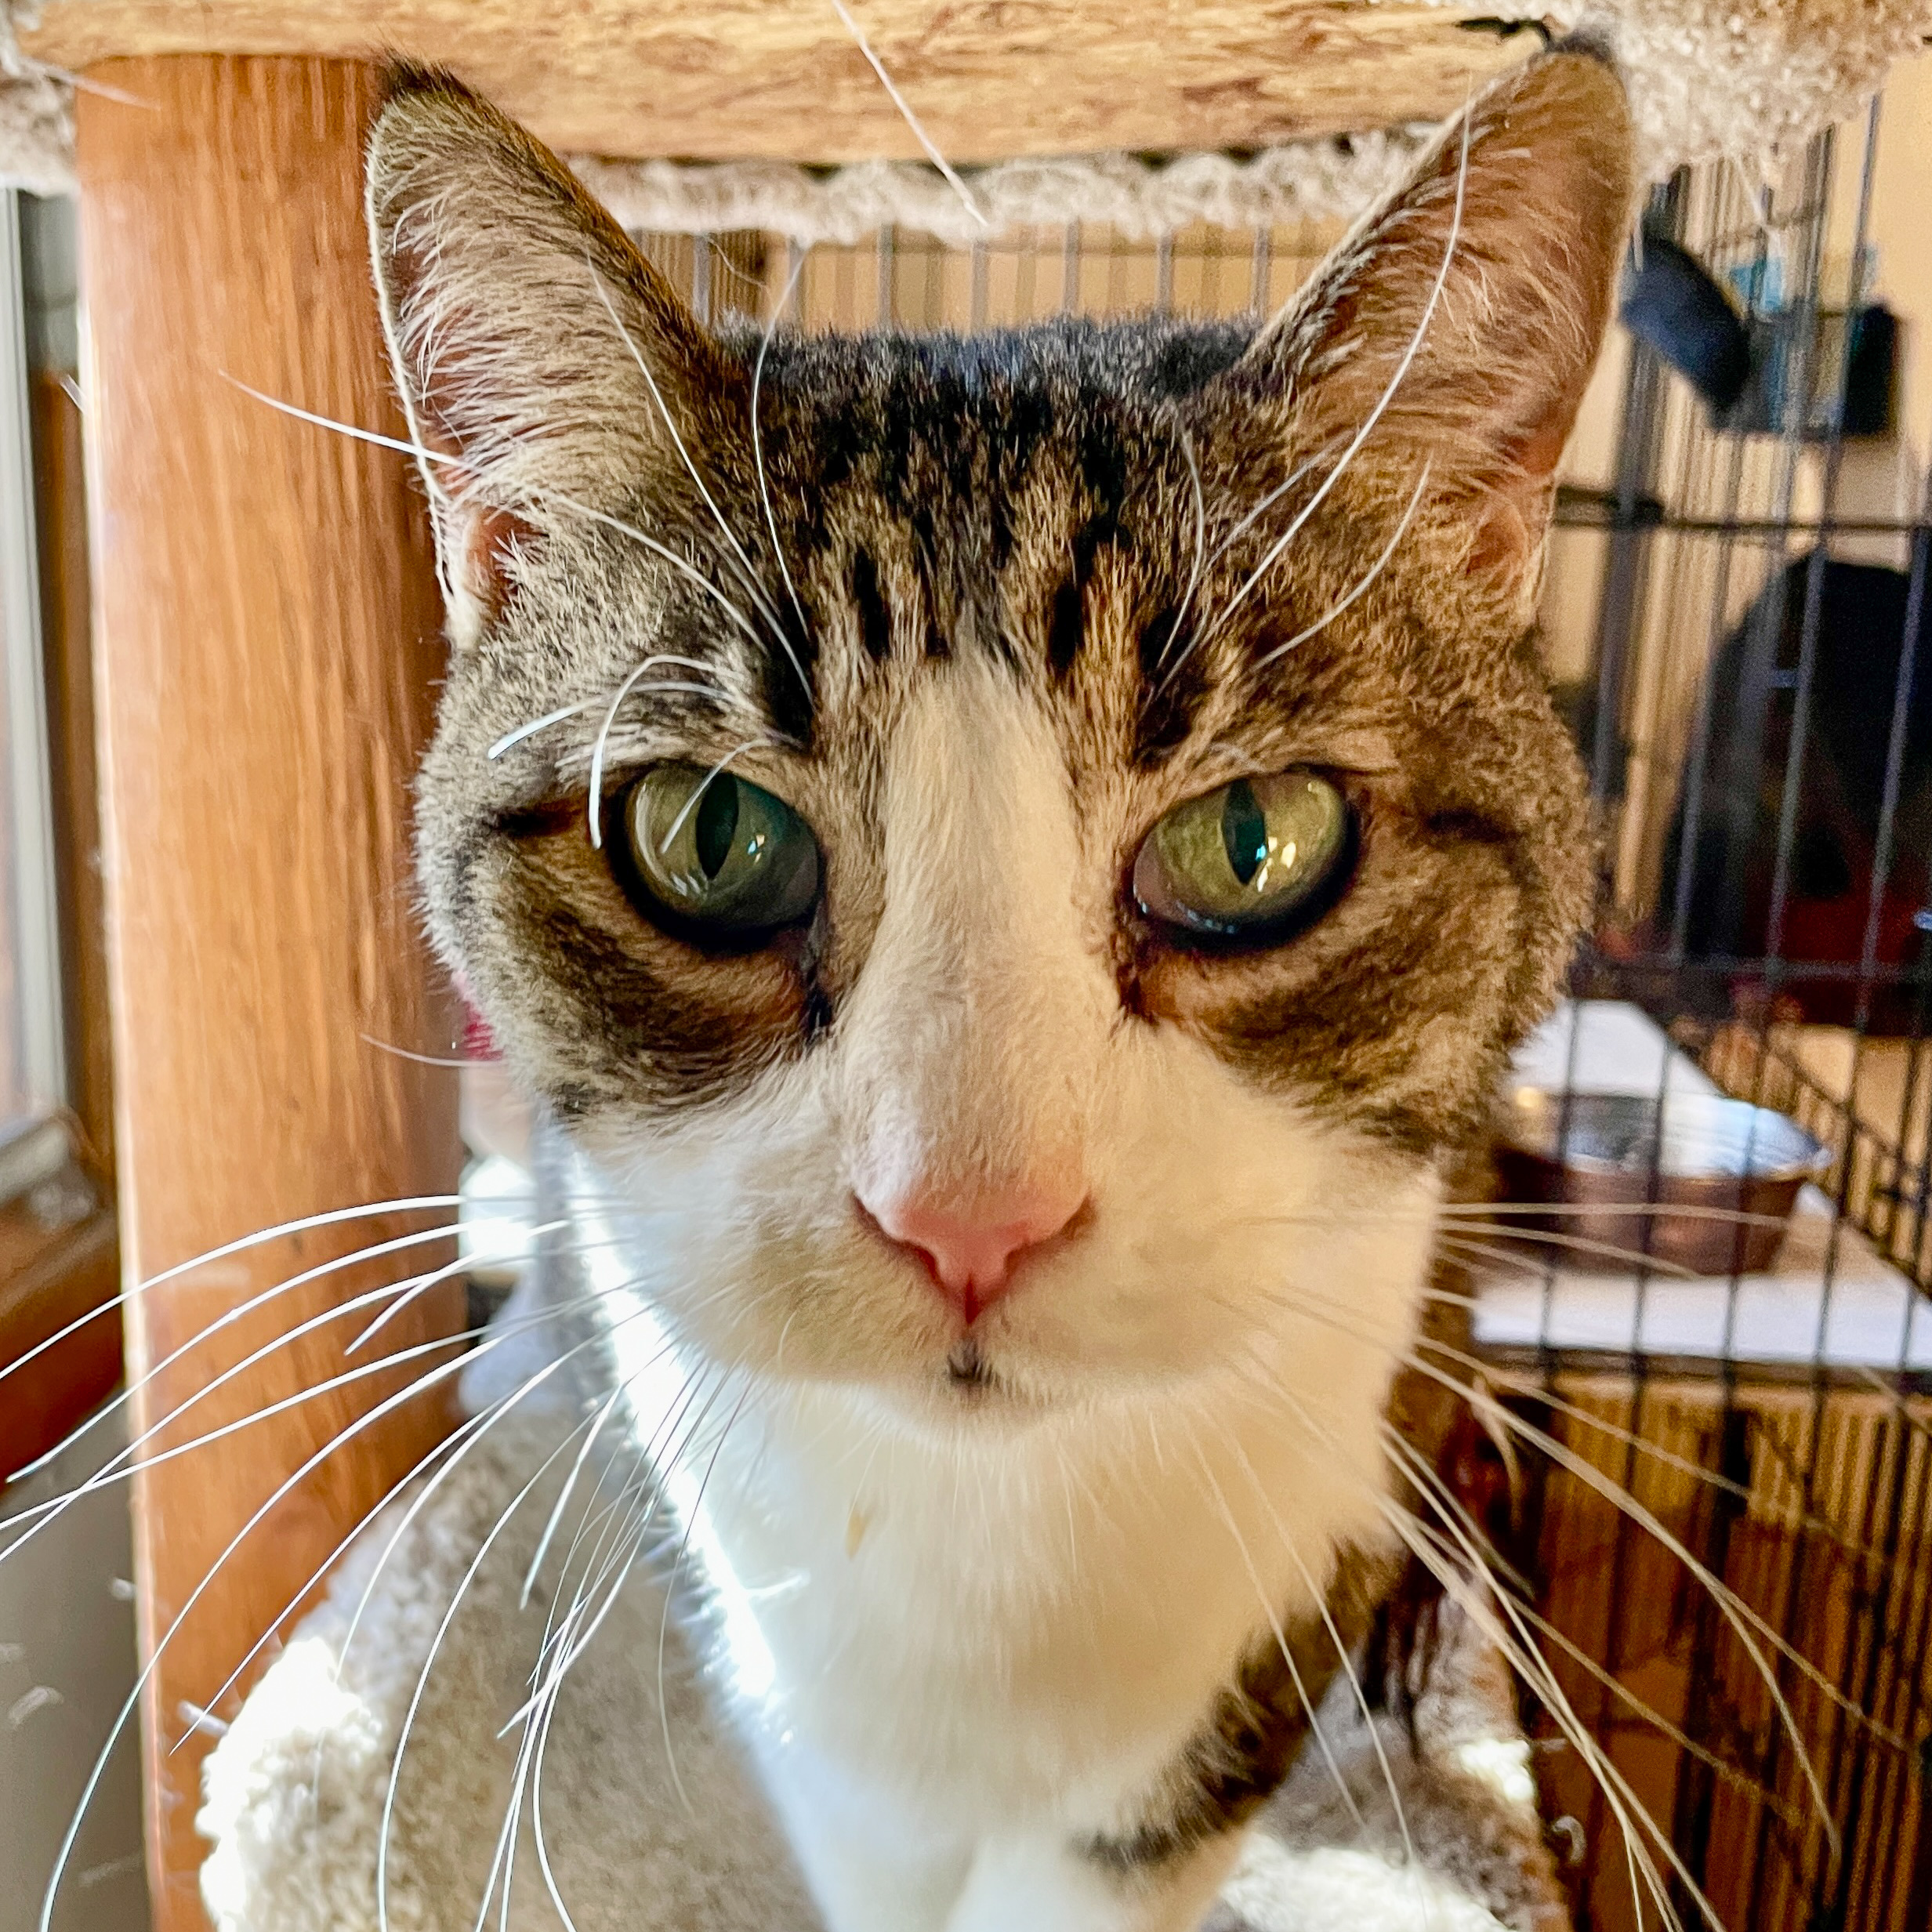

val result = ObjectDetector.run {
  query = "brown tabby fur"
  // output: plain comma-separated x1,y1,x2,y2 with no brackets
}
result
368,41,1632,1890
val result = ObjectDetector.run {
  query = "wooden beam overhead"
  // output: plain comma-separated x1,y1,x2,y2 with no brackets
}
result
27,3,1525,164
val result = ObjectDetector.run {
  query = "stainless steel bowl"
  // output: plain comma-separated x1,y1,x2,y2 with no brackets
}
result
1491,1087,1829,1275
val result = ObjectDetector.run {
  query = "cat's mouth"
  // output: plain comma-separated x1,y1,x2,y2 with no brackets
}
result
944,1336,1031,1412
947,1336,995,1394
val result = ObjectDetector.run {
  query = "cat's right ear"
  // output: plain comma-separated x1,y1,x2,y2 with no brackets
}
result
366,67,736,647
1207,45,1635,629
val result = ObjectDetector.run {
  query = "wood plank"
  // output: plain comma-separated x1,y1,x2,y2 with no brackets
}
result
0,1206,119,1484
28,2,1524,164
77,56,463,1932
1528,1376,1932,1932
31,368,115,1175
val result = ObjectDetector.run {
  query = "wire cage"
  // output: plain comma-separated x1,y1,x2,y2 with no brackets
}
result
1521,98,1932,1932
631,216,1348,335
625,111,1932,1931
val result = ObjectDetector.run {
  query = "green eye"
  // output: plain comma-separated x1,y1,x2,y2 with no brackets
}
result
622,763,821,937
1133,770,1353,941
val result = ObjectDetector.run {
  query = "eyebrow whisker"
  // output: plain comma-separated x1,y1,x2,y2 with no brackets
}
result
488,700,601,761
588,662,739,850
1252,459,1430,666
753,249,813,646
1194,108,1475,657
655,738,786,859
586,259,816,711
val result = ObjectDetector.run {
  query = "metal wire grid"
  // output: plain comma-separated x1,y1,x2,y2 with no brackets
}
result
1528,97,1932,1932
631,219,1343,332
633,176,1932,1930
1529,1379,1932,1932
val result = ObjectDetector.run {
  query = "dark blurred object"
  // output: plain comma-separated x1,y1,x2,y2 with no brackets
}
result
1620,230,1751,411
1657,549,1932,1027
1550,677,1630,807
1720,302,1898,440
1616,223,1896,438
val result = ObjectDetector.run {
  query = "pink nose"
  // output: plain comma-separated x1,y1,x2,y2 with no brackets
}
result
863,1179,1086,1324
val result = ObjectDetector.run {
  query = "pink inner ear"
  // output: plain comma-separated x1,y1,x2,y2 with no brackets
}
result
1467,397,1583,582
459,499,536,615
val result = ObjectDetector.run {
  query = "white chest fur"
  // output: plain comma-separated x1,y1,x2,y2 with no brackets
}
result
658,1328,1403,1838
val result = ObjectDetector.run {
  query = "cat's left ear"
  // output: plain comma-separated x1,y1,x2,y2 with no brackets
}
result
365,67,741,647
1221,45,1635,615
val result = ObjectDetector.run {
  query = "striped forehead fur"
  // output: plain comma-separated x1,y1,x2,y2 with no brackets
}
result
375,49,1630,1161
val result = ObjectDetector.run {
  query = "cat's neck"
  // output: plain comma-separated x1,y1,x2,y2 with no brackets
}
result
643,1303,1412,1818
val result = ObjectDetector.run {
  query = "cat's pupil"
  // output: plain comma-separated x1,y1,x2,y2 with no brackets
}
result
1220,781,1269,888
694,777,740,880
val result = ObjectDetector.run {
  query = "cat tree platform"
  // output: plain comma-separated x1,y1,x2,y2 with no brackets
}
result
23,1,1528,164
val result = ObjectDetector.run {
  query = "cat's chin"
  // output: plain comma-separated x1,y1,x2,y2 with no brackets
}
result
798,1339,1072,1437
851,1334,1203,1440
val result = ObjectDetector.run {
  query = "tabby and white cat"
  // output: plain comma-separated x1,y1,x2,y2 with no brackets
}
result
365,43,1631,1932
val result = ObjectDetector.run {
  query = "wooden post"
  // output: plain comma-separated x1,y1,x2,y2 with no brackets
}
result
76,58,463,1931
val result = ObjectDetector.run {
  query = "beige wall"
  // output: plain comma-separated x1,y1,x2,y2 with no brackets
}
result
1867,49,1932,480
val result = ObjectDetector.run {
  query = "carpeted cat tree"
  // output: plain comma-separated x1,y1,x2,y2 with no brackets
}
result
5,5,1925,1930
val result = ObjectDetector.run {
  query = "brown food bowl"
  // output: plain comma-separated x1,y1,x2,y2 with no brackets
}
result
1492,1087,1829,1275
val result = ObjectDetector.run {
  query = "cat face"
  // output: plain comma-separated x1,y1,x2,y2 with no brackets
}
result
371,52,1629,1423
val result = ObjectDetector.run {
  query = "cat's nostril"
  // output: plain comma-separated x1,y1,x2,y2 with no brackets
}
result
858,1180,1086,1325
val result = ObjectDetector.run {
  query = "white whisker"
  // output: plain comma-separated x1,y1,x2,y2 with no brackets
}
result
37,1308,607,1932
488,701,600,761
1271,1374,1692,1931
753,250,812,643
586,662,746,850
653,737,785,859
11,1296,471,1564
225,377,782,675
1439,1199,1796,1228
0,1194,464,1412
222,376,444,469
1371,1437,1709,1932
586,260,814,709
1209,1408,1420,1878
1153,446,1335,697
346,1224,560,1354
208,1310,643,1749
379,1426,593,1932
357,1034,471,1068
1163,429,1209,665
1182,1423,1367,1836
2,1221,469,1524
520,1386,630,1608
828,0,987,230
1260,1286,1841,1843
538,489,783,658
1201,111,1473,650
1254,459,1430,665
328,1325,670,1701
1401,1327,1913,1736
655,1376,755,1812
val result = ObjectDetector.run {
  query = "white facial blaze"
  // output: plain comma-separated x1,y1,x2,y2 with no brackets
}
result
575,651,1437,1430
839,664,1110,1218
